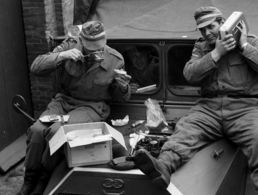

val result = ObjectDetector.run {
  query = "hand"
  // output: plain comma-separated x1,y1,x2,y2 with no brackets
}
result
59,48,83,61
211,34,236,62
238,20,248,49
130,82,140,93
114,69,132,92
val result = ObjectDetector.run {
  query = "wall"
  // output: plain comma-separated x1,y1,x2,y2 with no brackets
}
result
21,0,73,117
0,0,33,149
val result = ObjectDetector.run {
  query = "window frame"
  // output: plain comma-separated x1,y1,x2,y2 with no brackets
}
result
165,42,201,100
108,41,163,100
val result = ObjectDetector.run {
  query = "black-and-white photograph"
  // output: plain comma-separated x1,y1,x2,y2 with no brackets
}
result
1,0,258,195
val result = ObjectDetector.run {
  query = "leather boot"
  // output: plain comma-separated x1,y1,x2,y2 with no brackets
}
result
133,149,172,190
18,182,35,195
18,169,39,195
30,169,51,195
30,145,64,195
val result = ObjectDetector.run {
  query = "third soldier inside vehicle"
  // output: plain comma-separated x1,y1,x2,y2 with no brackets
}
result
132,6,258,191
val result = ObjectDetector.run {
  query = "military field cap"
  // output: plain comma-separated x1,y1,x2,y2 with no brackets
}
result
194,6,223,29
80,21,106,50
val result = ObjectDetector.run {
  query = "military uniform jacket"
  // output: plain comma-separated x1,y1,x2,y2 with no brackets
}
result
31,37,130,118
184,35,258,96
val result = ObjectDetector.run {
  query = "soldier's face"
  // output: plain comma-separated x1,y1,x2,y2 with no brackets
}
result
199,21,221,45
130,51,148,70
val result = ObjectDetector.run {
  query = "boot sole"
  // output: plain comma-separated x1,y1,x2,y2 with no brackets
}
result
135,149,169,190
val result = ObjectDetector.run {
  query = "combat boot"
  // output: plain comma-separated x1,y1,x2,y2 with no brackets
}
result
30,169,51,195
18,182,35,195
18,169,38,195
133,149,172,190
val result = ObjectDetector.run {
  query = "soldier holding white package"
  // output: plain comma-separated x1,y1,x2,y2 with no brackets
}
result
132,6,258,191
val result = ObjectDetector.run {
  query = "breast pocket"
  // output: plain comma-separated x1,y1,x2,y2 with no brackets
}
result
228,54,249,86
93,76,112,86
93,73,113,95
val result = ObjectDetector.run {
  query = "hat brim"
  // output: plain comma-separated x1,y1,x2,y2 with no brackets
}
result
197,17,216,29
81,38,107,50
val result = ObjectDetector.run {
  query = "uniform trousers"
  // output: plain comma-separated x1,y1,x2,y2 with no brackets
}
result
161,97,258,189
25,97,105,176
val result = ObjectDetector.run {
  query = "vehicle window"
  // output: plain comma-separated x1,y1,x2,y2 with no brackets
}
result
167,45,201,96
110,44,160,94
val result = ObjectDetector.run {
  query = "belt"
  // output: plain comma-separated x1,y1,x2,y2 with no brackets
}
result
202,94,258,98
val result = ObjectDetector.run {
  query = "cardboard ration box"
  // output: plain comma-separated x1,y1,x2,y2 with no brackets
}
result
219,11,249,42
49,122,127,167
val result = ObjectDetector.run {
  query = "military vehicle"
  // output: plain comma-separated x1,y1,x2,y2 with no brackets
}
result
12,0,258,194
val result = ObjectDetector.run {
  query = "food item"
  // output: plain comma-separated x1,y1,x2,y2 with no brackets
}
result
111,115,129,126
114,69,127,75
114,69,132,81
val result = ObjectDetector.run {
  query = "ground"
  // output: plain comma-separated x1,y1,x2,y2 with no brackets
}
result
0,161,24,195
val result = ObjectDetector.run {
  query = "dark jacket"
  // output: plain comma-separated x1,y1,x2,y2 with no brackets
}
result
31,37,131,118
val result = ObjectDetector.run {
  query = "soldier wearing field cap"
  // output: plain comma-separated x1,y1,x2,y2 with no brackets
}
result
19,21,131,195
132,6,258,191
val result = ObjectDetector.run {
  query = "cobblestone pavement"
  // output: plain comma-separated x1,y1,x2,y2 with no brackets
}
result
0,161,24,195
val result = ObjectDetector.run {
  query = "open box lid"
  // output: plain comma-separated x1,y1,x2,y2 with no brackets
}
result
49,122,127,155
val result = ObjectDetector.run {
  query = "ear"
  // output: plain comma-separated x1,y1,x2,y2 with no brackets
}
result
220,18,226,25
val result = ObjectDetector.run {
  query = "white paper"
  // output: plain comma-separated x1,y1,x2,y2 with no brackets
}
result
167,182,183,195
111,115,129,126
108,124,127,150
49,126,67,155
66,128,102,141
136,84,157,93
68,134,112,148
39,115,70,123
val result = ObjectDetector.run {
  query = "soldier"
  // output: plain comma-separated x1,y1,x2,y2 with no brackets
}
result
124,46,159,89
19,21,131,195
132,6,258,191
